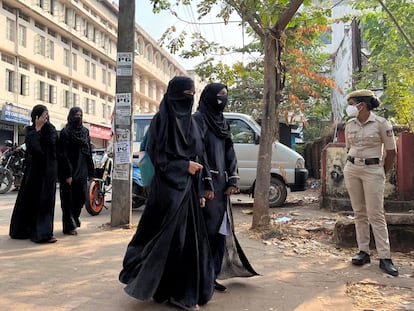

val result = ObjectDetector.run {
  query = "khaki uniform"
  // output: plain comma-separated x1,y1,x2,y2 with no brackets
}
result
343,112,396,259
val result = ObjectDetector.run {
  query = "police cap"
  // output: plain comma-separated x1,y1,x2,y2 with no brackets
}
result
347,89,375,100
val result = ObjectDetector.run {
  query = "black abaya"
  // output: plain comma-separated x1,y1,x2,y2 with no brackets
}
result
193,83,258,280
9,122,58,242
119,76,215,308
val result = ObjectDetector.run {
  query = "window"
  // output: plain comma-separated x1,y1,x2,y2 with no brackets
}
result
34,67,45,76
35,35,46,56
47,72,57,80
63,90,71,108
63,48,69,66
72,53,77,70
47,40,54,59
2,54,15,65
73,93,79,106
136,38,144,55
65,8,74,27
48,85,56,104
102,68,106,84
37,81,46,101
6,69,15,92
34,21,45,31
19,12,29,22
228,119,257,144
49,0,56,15
61,36,69,45
102,103,107,118
85,60,90,76
18,25,26,47
91,63,96,79
19,61,29,70
107,72,111,86
84,98,95,115
6,19,15,41
19,74,29,96
146,47,153,62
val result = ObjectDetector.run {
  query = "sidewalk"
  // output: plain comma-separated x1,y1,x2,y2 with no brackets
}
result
0,190,412,311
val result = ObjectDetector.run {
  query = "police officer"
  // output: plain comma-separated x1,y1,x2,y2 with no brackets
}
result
343,89,398,276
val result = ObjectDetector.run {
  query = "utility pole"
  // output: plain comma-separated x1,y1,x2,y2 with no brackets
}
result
111,0,135,227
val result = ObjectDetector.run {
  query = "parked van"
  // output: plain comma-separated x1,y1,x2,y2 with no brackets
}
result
133,113,308,207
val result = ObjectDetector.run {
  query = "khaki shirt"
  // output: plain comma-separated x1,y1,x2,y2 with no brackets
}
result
345,112,396,159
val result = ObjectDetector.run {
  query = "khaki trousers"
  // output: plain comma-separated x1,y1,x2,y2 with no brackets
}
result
343,162,391,258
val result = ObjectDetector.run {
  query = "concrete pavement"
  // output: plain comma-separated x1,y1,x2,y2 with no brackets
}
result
0,190,412,311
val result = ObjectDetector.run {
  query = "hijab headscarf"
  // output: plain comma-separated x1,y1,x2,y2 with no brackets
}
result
197,83,229,138
31,104,47,124
30,104,55,138
156,76,202,159
65,107,89,154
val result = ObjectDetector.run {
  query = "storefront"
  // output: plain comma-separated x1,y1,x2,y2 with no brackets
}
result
84,121,112,149
0,103,31,148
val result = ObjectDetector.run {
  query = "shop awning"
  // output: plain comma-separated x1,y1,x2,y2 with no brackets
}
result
84,122,112,140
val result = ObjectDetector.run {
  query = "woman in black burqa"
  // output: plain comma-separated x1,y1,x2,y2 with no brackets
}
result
9,104,58,243
119,76,214,311
58,107,94,235
193,83,258,291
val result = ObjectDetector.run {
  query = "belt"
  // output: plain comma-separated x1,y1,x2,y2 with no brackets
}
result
347,156,380,165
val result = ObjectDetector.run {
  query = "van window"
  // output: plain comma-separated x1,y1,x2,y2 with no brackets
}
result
134,119,151,142
227,119,256,144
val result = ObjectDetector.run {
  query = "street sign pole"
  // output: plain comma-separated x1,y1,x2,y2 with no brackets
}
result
111,0,135,227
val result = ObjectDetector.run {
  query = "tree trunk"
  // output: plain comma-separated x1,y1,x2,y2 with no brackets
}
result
250,0,303,230
251,32,278,230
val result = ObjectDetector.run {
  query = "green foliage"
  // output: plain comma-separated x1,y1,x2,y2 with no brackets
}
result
352,0,414,129
151,0,334,130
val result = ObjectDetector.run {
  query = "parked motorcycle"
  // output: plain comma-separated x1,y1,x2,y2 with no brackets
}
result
85,148,112,216
0,140,25,194
84,150,147,216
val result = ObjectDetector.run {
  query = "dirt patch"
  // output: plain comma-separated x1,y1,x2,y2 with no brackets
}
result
234,183,414,311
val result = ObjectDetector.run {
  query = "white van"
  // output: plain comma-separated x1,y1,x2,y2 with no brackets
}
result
133,113,308,207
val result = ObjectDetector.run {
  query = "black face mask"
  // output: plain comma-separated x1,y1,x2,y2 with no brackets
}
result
70,116,83,128
216,96,228,112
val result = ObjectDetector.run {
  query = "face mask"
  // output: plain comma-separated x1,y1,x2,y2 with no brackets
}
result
216,96,228,112
346,104,359,117
71,116,83,127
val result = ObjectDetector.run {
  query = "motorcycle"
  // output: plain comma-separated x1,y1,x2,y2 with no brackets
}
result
85,148,113,216
0,140,25,194
85,150,147,216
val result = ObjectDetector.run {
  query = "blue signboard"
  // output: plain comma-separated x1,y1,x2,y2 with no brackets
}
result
1,103,31,125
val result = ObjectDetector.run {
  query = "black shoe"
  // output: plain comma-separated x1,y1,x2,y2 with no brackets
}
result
379,259,399,276
351,251,370,266
214,280,227,292
63,230,78,235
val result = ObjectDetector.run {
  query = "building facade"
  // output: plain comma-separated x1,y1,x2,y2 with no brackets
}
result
0,0,198,148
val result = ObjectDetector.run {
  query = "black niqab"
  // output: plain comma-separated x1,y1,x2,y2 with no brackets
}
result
65,107,89,155
197,83,229,138
157,76,200,159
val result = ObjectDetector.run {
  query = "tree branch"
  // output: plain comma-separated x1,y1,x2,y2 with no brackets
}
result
377,0,414,54
272,0,304,35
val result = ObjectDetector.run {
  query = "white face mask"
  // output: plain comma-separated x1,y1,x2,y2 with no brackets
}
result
346,104,359,117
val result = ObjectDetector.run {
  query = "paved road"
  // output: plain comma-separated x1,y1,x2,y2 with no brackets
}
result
0,190,411,311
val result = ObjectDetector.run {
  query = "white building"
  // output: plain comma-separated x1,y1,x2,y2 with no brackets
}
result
0,0,198,148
